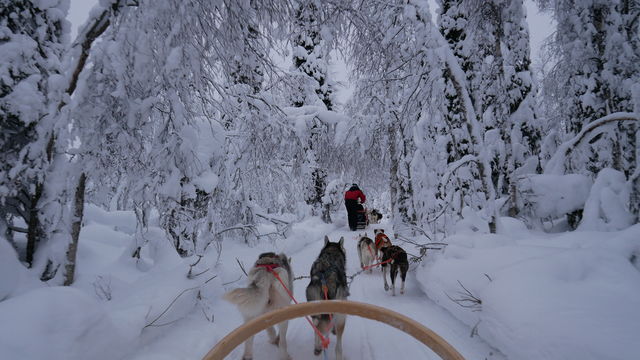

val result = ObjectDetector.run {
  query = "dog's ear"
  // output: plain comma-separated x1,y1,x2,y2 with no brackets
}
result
324,235,329,245
338,237,344,246
289,257,292,264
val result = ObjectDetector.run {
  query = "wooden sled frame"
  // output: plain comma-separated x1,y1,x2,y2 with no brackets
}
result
202,300,465,360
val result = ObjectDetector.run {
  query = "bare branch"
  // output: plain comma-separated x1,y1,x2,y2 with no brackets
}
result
445,280,482,312
143,275,217,329
236,258,248,276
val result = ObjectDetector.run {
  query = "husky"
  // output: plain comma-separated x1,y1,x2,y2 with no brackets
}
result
373,228,392,259
367,209,383,224
380,245,409,296
306,236,349,360
357,233,375,273
224,252,293,360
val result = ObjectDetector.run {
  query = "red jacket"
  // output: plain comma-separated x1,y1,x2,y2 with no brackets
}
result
344,189,366,203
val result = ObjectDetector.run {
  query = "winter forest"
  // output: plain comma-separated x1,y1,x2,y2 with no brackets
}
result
1,0,639,359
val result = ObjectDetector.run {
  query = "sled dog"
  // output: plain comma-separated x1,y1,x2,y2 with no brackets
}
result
357,233,375,273
380,245,409,296
224,252,293,360
367,209,383,224
373,228,392,258
306,236,348,360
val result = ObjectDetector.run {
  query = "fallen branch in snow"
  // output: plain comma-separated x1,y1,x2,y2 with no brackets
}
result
93,276,112,301
187,255,210,279
470,320,481,338
236,258,248,277
397,236,448,264
445,280,482,312
294,275,311,281
144,275,217,329
214,219,290,245
223,275,243,286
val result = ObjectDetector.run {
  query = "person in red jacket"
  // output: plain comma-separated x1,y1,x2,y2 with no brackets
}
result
344,183,366,231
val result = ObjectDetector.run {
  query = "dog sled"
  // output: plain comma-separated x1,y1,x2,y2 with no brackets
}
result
355,208,368,230
203,300,465,360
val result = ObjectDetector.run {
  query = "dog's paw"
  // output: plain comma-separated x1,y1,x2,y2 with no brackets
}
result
314,348,322,356
269,335,279,345
384,283,389,291
242,357,252,360
280,353,292,360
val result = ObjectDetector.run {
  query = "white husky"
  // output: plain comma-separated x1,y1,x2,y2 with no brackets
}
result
223,252,293,360
357,233,376,273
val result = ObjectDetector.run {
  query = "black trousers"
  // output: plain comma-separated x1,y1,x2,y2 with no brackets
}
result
345,199,363,230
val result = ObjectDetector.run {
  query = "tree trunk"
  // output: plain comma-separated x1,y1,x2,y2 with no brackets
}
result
25,183,43,267
63,172,86,286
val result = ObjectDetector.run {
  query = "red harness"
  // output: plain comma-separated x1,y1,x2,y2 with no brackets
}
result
375,233,391,249
254,262,331,349
255,263,280,272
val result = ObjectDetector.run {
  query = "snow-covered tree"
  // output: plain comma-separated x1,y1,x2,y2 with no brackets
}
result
290,0,337,222
539,0,639,222
0,0,68,265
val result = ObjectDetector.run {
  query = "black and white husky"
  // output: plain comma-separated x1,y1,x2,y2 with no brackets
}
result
357,233,375,273
380,245,409,296
306,236,348,360
224,252,293,360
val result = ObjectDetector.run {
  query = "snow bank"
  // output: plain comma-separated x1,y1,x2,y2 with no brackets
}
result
0,287,131,360
416,223,640,360
84,203,136,234
0,239,23,301
579,168,635,231
517,174,592,219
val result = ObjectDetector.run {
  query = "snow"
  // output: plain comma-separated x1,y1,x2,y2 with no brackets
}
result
2,206,638,360
579,169,635,231
417,220,640,360
0,238,24,301
517,173,592,220
0,287,130,360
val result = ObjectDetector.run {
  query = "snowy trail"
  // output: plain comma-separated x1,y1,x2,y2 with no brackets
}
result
128,218,505,360
279,223,505,360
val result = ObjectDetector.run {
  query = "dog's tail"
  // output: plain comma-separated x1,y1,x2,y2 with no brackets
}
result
224,285,262,306
224,274,272,316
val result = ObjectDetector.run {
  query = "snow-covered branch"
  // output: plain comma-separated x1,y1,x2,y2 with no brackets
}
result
544,112,639,175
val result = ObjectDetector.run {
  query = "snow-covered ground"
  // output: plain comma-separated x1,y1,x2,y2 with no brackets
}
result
1,207,639,359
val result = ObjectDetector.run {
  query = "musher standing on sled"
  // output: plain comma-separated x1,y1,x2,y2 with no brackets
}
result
344,184,366,231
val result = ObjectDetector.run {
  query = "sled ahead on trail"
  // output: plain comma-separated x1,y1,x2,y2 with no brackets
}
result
355,208,368,230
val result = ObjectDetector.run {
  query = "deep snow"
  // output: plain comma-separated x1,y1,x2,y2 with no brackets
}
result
1,207,639,360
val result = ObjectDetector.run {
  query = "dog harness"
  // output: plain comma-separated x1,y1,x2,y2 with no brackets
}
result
255,263,280,272
375,233,390,248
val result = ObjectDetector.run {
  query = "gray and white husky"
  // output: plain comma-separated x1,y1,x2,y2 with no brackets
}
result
224,252,293,360
357,233,375,273
306,236,349,360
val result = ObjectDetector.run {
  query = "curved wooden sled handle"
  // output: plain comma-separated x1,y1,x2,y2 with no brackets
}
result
202,300,465,360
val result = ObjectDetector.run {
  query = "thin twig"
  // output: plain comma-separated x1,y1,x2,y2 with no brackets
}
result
236,258,248,276
444,280,482,312
143,275,217,329
223,275,243,286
